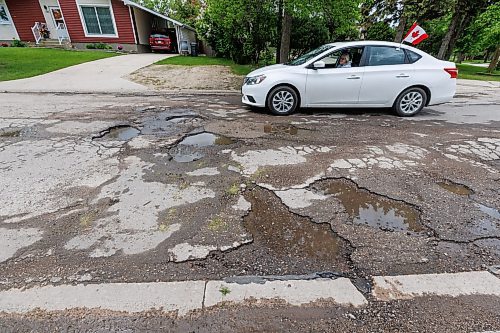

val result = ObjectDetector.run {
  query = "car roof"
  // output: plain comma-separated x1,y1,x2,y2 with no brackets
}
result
326,40,427,55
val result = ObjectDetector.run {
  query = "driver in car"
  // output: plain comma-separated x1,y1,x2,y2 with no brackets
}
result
338,53,352,68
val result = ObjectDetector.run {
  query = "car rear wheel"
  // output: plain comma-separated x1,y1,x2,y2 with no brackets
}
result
267,86,299,116
393,87,427,117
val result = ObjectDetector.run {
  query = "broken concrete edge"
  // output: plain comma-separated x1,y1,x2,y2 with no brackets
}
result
0,277,366,317
1,271,499,316
0,89,242,97
371,271,500,302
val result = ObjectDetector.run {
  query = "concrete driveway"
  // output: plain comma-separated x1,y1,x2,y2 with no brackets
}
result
0,53,173,94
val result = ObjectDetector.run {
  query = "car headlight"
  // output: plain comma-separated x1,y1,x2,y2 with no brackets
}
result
245,74,266,85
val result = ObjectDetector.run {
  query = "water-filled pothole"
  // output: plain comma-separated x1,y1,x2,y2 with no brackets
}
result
437,180,474,196
243,187,350,265
314,179,425,232
477,203,500,220
95,126,140,141
141,111,201,136
170,132,234,162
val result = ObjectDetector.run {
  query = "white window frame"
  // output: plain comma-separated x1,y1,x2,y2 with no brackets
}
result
0,4,12,25
77,1,119,38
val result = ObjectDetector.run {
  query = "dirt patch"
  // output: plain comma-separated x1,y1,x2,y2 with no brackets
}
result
128,64,243,91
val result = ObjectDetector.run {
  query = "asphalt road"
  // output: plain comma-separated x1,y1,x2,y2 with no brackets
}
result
0,80,499,331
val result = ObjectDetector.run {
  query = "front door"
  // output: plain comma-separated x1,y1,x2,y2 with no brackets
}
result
49,6,64,30
305,47,365,106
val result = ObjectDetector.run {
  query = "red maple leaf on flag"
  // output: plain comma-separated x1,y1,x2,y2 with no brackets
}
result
412,31,420,38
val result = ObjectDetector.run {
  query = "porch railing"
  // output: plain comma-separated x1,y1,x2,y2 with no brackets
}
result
31,22,42,45
56,23,70,45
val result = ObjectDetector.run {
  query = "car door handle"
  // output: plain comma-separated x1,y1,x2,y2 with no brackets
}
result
396,74,410,78
347,75,361,79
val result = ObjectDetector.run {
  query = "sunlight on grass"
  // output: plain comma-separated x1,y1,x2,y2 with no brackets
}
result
457,64,500,82
0,48,119,81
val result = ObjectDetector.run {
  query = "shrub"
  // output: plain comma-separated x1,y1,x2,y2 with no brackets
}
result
1,42,9,47
11,39,27,47
85,43,112,50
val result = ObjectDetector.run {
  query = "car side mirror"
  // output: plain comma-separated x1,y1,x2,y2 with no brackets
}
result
313,61,326,69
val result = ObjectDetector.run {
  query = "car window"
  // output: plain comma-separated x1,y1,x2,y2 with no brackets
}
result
367,46,406,66
405,50,422,63
287,44,336,66
319,47,364,69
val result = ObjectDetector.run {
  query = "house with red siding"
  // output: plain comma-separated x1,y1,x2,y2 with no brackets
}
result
0,0,196,53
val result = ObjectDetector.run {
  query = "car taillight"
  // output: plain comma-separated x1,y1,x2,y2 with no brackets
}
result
444,68,458,78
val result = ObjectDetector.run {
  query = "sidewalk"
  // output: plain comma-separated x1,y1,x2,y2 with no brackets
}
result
0,53,173,94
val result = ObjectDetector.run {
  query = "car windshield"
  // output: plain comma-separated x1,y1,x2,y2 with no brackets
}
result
286,44,335,66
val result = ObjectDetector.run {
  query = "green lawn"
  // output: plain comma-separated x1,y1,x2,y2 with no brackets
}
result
156,56,255,76
457,63,500,82
0,48,119,81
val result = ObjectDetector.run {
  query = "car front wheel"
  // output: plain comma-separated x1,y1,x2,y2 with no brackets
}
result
393,87,427,117
266,86,299,116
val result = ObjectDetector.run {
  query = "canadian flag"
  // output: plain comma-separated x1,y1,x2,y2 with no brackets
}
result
403,22,429,45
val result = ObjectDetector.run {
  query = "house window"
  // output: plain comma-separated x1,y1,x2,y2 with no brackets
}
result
0,5,11,24
80,5,116,36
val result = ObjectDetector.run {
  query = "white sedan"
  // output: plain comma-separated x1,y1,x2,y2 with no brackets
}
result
241,41,457,116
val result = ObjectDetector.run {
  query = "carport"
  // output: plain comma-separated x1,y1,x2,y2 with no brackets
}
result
123,0,196,54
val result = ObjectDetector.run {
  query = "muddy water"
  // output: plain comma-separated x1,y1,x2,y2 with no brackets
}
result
316,179,425,232
243,188,349,264
437,181,474,196
171,133,234,162
101,126,140,141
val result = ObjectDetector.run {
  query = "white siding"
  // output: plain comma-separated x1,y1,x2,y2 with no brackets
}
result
132,7,151,45
0,0,19,41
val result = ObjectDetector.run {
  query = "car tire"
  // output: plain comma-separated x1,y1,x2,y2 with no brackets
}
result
393,87,427,117
266,86,299,116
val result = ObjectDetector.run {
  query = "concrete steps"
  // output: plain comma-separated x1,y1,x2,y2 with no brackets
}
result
35,39,72,49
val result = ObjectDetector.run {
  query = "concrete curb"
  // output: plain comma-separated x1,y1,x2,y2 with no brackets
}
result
372,271,500,301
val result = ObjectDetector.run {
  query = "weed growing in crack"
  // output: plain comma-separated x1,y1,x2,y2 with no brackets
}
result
227,183,240,195
79,211,95,228
0,130,21,137
158,223,170,232
219,286,231,296
208,216,227,231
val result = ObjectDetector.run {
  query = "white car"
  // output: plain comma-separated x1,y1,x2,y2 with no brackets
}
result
241,41,457,116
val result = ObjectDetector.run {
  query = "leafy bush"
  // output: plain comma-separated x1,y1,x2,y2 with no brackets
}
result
86,43,112,50
11,39,27,47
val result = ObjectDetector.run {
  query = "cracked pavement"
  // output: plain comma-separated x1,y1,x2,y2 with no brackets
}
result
0,81,499,331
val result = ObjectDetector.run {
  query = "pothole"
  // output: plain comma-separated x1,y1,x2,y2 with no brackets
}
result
264,124,298,135
141,111,201,136
170,132,234,162
313,179,425,233
437,180,474,196
93,125,140,141
243,187,351,266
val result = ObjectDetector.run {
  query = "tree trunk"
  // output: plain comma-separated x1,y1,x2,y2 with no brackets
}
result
279,11,292,63
394,15,407,43
275,0,283,63
487,45,500,73
437,13,459,60
457,52,465,63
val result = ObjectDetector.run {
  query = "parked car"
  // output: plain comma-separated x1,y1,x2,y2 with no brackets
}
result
241,41,457,116
149,34,176,53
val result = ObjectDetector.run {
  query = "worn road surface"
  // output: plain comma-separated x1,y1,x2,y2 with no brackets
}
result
0,80,499,332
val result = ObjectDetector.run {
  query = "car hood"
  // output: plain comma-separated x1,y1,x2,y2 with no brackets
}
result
246,64,289,77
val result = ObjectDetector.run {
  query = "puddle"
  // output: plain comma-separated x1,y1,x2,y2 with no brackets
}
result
243,187,349,264
96,126,140,141
437,180,474,196
179,132,234,147
477,203,500,219
264,124,298,135
315,179,425,232
170,132,234,162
